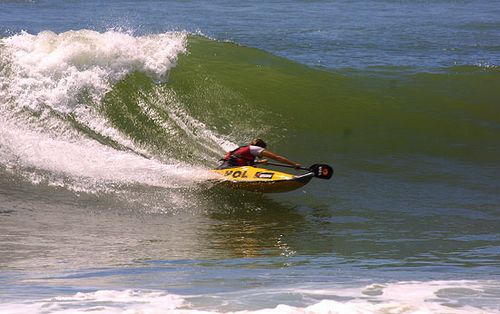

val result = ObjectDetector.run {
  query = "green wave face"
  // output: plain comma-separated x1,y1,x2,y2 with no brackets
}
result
2,31,499,193
107,35,499,166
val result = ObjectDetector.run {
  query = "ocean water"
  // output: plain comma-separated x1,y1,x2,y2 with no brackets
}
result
1,1,499,313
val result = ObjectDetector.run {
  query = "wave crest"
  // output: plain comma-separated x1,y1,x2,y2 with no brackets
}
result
0,29,187,113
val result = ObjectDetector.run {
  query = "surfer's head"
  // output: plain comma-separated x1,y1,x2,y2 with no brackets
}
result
250,138,267,148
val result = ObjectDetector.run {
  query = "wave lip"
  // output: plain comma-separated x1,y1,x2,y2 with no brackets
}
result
0,29,187,113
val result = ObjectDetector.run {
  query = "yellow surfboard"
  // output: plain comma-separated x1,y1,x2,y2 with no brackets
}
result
211,166,314,193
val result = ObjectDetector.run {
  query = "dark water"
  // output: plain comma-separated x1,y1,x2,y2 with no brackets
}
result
1,1,499,313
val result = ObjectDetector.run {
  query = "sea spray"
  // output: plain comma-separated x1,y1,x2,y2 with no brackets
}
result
0,30,187,112
0,30,224,193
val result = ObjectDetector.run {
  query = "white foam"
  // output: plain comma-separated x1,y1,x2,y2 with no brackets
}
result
288,280,499,314
0,117,214,189
0,290,186,314
0,29,186,159
0,29,226,193
0,29,187,113
0,280,498,314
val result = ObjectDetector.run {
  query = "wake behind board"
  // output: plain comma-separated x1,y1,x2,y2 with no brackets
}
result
211,166,314,193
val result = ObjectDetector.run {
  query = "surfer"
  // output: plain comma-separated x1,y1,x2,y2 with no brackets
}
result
218,138,301,169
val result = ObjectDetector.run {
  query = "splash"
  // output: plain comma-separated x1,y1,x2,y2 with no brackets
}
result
0,29,187,112
0,30,224,193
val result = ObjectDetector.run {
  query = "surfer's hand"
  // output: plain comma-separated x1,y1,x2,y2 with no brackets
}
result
294,163,301,169
259,159,268,164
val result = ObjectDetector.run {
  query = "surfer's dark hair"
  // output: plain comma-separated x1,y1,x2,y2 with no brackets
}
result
251,138,267,148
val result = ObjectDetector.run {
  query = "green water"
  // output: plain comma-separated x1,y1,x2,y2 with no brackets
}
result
99,36,500,168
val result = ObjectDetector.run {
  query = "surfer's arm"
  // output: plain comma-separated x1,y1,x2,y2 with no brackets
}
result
260,150,301,169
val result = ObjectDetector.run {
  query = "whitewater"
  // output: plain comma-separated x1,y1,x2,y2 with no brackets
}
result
0,30,231,194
